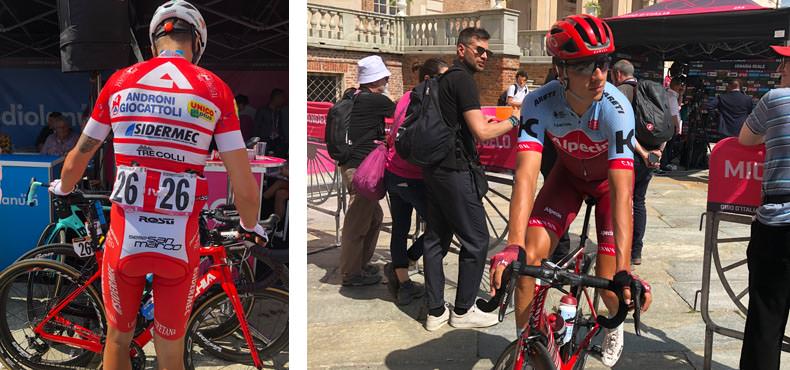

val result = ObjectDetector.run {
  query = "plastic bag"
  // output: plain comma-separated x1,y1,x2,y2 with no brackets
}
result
352,141,387,201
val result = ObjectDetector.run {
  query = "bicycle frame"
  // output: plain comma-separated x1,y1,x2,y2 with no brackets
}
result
513,198,604,370
30,241,266,368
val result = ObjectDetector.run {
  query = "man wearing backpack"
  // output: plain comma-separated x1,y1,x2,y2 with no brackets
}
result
421,27,520,331
499,69,530,113
613,59,663,265
336,55,395,286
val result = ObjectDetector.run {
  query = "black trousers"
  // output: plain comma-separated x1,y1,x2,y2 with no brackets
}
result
385,170,427,269
740,220,790,370
631,157,654,259
422,167,489,311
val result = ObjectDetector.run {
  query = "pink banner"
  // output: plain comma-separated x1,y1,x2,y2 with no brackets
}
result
307,102,335,175
477,106,518,171
707,137,765,215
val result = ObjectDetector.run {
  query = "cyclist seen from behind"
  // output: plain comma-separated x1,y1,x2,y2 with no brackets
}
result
48,1,266,369
489,14,653,367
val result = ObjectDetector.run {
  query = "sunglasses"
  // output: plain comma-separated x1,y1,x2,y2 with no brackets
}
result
564,56,612,76
466,44,494,58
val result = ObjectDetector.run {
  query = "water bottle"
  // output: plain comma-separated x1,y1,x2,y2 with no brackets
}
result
547,312,565,340
140,296,154,322
559,293,577,345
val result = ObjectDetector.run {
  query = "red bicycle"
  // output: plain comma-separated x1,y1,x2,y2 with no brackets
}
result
0,190,286,369
491,198,644,370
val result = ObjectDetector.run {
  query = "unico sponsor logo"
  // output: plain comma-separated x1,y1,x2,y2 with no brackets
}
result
550,131,608,159
188,100,215,122
125,123,200,144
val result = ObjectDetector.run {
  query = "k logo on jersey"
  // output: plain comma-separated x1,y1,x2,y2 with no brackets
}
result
137,62,193,90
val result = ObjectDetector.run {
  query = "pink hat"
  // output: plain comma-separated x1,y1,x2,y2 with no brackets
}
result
771,45,790,57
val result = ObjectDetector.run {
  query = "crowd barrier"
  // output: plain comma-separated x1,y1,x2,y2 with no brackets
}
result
699,137,789,369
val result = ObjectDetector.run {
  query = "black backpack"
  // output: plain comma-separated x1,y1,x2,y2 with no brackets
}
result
497,84,517,106
324,89,374,163
395,69,459,168
625,80,674,149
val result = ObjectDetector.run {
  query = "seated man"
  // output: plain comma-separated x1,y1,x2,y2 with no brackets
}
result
40,116,78,156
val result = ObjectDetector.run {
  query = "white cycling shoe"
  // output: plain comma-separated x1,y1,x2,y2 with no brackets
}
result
601,323,624,367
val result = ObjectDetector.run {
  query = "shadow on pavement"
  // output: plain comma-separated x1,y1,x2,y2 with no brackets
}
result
384,329,511,369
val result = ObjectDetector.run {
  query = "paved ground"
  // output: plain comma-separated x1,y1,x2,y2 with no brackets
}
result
307,169,790,369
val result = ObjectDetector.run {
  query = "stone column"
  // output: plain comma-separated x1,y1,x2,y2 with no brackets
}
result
530,0,558,31
611,0,632,16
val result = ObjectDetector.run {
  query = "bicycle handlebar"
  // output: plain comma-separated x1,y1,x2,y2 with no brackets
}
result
27,178,110,207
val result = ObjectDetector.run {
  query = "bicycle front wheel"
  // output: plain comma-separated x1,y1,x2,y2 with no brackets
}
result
0,259,104,369
184,287,288,368
493,339,555,370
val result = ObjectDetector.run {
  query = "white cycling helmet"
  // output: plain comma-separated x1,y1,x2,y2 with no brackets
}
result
149,0,207,63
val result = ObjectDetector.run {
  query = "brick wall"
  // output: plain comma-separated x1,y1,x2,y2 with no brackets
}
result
307,48,404,100
519,62,554,86
400,53,521,105
361,0,374,12
444,0,490,13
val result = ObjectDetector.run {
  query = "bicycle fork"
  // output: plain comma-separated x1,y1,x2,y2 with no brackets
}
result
219,265,264,369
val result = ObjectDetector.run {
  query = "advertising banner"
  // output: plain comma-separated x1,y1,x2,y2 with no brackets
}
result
0,69,93,151
478,106,518,171
307,102,334,175
707,137,764,215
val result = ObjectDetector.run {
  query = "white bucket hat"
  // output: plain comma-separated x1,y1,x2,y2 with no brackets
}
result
358,55,391,85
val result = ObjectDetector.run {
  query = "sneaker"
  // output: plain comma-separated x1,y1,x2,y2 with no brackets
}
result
601,323,624,367
396,280,424,306
384,263,399,298
449,299,499,329
342,273,381,287
363,264,380,275
425,302,451,331
661,164,678,172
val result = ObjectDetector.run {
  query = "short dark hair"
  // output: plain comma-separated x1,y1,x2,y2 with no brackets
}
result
48,111,63,119
456,27,490,46
418,58,449,80
516,69,528,78
153,18,197,52
235,94,249,105
725,78,741,88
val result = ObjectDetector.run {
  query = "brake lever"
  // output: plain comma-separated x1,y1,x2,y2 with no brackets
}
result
631,279,644,336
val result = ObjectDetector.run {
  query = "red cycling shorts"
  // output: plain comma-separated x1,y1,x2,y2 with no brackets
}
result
102,206,200,340
528,162,616,256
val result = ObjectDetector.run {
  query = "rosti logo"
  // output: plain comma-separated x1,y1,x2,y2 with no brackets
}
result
188,101,215,122
550,130,608,159
138,216,175,225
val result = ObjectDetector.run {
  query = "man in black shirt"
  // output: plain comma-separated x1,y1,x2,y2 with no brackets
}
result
254,88,286,156
423,27,520,330
715,78,753,137
338,55,395,286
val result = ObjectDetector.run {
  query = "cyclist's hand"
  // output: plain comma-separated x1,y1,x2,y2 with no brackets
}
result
48,179,73,196
239,222,269,246
633,275,653,312
488,244,520,296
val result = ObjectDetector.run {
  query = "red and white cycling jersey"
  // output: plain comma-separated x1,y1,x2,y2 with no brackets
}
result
83,52,245,338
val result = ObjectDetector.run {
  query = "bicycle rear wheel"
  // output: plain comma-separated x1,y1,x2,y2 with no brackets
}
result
0,259,104,369
493,339,555,370
184,287,288,368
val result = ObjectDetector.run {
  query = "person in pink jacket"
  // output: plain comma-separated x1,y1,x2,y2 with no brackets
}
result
384,58,448,305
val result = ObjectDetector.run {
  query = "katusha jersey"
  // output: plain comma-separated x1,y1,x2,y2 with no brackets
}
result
517,80,636,181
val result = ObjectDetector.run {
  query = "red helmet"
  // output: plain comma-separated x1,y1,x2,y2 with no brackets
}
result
546,14,615,61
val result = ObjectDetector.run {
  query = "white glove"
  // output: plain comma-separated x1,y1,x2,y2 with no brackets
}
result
240,222,269,243
48,179,74,196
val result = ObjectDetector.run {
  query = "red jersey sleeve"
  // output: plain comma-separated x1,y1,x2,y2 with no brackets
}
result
213,80,245,153
83,70,122,141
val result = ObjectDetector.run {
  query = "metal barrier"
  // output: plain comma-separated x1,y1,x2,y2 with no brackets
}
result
307,139,345,253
